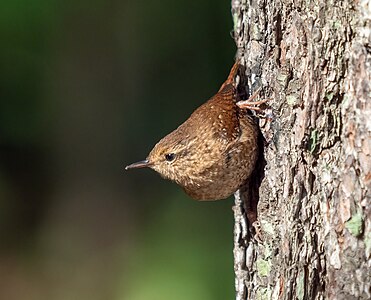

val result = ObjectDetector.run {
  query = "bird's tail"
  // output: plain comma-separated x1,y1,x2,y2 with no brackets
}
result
218,60,241,92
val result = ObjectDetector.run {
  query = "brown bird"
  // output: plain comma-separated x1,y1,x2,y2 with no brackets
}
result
125,61,266,200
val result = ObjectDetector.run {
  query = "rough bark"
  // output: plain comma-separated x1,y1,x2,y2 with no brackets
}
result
232,0,371,299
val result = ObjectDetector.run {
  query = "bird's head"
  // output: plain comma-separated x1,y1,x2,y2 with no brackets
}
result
125,129,201,186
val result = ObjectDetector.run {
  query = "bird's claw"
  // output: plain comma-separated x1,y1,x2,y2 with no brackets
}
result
251,220,263,243
237,87,270,112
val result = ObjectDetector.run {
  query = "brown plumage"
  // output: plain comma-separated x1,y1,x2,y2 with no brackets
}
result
126,62,260,200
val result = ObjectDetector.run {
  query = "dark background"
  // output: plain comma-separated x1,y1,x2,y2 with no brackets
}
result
0,0,236,299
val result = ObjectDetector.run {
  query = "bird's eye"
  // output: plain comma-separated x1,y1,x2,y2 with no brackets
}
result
165,153,176,162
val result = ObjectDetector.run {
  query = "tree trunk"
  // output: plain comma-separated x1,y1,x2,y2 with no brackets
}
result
231,0,371,299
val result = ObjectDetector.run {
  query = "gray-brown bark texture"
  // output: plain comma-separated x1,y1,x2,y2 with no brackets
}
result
231,0,370,299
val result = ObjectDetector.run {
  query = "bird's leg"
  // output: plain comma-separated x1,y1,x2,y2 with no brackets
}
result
237,88,270,111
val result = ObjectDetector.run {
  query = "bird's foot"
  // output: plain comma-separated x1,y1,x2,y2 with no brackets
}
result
237,98,270,111
237,88,270,112
251,220,263,243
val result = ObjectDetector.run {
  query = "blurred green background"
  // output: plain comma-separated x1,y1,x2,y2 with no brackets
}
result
0,0,236,299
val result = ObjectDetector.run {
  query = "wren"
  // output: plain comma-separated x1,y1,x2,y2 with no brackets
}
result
125,61,266,200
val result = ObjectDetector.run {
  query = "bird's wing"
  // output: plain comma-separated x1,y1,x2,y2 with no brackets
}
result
192,83,240,143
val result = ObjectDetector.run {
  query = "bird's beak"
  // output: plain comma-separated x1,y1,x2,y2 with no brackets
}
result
125,159,152,170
